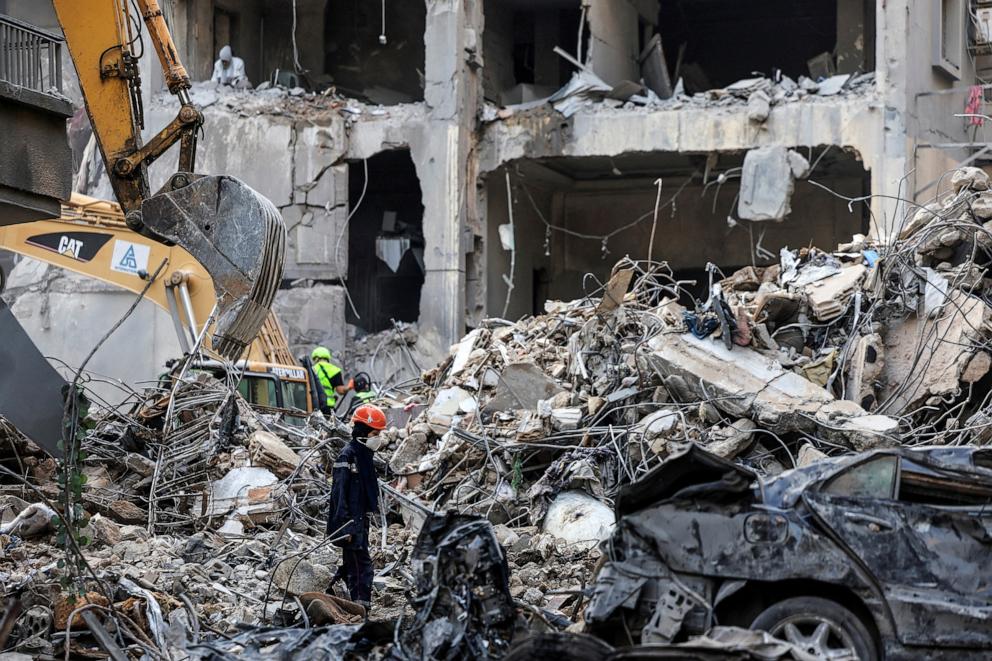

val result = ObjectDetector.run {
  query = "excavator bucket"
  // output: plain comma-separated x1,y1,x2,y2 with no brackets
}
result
140,175,286,361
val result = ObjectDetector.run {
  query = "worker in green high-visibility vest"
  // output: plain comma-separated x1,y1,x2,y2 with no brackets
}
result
311,346,353,414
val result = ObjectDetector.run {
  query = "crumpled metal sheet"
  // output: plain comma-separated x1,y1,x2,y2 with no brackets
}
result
185,622,388,660
0,299,67,456
395,513,517,661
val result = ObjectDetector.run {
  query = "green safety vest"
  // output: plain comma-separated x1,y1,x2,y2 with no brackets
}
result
314,361,343,407
355,390,375,403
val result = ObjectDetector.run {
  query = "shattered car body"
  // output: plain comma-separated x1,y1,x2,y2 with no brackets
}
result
585,445,992,659
395,513,517,660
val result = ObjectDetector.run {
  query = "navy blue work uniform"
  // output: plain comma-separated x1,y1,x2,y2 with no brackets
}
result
327,438,377,604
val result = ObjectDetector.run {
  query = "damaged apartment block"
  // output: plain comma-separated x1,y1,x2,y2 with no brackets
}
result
4,0,992,659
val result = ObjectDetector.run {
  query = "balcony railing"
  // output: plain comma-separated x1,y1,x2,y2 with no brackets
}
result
0,14,63,95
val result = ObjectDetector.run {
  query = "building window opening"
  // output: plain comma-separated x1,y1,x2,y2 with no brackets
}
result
487,149,870,317
658,0,875,94
483,0,584,105
346,150,424,333
323,0,426,104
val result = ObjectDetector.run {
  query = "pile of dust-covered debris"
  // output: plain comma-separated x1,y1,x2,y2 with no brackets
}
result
485,68,876,121
5,165,992,659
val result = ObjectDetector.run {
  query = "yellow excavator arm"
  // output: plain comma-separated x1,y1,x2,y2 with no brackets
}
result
0,194,301,378
51,0,285,361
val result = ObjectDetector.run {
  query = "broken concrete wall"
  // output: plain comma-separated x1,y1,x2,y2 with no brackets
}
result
139,93,349,281
479,91,892,240
3,259,182,405
272,284,347,359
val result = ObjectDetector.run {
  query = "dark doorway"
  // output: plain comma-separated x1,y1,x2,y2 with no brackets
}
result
346,150,424,333
213,7,240,61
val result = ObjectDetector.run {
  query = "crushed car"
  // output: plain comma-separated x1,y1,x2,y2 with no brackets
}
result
583,445,992,660
395,513,518,660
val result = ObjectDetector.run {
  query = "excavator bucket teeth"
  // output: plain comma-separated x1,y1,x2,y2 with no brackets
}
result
140,175,286,361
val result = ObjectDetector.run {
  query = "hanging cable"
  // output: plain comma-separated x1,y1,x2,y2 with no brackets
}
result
379,0,388,45
291,0,303,73
501,171,516,318
333,158,368,319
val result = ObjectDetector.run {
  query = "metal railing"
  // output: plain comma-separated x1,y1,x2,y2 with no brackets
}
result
0,14,63,95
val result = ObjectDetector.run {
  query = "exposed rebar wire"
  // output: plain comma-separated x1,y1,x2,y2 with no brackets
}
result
501,170,516,318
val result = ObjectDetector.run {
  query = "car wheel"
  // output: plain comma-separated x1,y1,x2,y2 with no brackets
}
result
504,632,614,661
750,596,878,661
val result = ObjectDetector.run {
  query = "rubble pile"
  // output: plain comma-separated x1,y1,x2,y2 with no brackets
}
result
6,166,992,658
0,374,405,658
150,80,424,126
713,165,992,445
380,166,992,619
486,70,877,120
346,321,436,396
379,263,680,607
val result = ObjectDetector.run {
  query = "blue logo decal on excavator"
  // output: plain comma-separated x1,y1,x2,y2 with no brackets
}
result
110,240,150,275
119,245,138,270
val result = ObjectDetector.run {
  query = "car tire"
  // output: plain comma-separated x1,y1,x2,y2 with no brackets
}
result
504,632,615,661
750,596,878,661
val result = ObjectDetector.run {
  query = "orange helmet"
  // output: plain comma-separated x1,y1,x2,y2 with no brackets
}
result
352,404,387,430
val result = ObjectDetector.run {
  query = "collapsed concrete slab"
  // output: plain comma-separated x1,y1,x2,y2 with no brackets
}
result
483,362,561,413
738,146,795,221
644,332,898,447
881,290,992,414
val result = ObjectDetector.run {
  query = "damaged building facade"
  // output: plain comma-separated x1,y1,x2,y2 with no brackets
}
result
7,1,992,657
3,0,992,379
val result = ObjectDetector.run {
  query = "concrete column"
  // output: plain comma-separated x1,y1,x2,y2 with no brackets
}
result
416,0,483,348
587,0,640,85
870,0,910,242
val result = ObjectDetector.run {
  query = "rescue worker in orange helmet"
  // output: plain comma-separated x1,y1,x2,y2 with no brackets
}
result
326,404,387,611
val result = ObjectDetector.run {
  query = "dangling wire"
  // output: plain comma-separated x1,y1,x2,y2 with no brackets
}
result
379,0,388,45
291,0,303,73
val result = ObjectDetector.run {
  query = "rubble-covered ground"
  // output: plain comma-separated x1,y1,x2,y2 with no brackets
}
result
4,166,992,658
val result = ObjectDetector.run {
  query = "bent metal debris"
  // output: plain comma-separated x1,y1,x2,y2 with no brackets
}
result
4,167,992,658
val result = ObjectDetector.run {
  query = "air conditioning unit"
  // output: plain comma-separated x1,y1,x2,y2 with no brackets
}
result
977,6,992,45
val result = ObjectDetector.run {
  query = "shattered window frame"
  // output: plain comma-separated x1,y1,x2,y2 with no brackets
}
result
280,378,309,413
820,454,900,500
237,374,279,408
